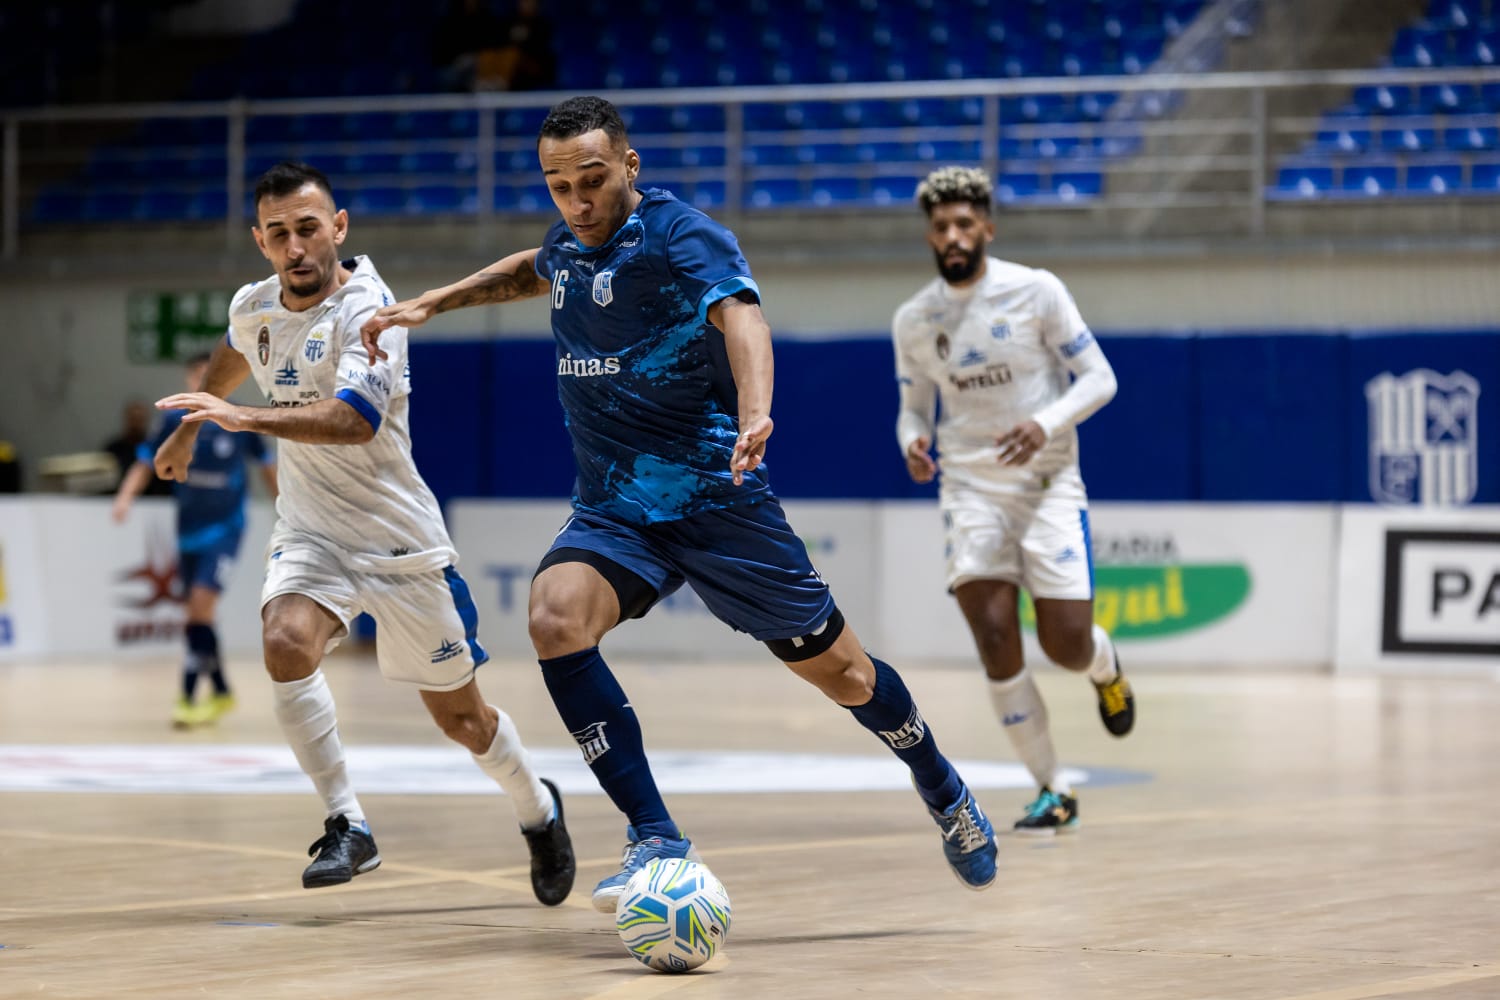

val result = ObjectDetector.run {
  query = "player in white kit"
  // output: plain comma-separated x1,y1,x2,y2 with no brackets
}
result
152,162,575,902
892,166,1135,835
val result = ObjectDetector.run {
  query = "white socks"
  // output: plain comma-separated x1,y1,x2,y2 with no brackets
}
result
272,671,364,825
988,670,1067,794
471,705,554,831
1086,624,1119,685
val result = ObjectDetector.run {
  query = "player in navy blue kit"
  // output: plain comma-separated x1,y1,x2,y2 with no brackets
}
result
113,352,277,727
363,96,999,910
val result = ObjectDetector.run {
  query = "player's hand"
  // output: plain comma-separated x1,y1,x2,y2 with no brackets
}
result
997,421,1047,466
905,436,938,484
152,423,198,482
731,415,774,486
156,393,249,434
360,296,433,364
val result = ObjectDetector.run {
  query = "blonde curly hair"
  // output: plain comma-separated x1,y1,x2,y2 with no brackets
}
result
915,166,993,215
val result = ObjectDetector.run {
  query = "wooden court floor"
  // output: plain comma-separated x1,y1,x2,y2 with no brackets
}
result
1,652,1498,999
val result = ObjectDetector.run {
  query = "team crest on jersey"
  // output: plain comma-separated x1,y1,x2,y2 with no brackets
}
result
990,320,1011,340
935,331,951,360
274,364,299,386
256,326,270,366
959,346,988,367
304,326,330,364
1365,368,1480,506
592,269,614,307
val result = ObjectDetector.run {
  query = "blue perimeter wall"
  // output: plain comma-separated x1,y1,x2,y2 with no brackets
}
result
405,330,1499,506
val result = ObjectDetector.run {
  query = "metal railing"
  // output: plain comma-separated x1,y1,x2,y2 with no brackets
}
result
6,64,1500,259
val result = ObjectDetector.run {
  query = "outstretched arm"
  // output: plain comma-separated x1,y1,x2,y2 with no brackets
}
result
153,394,377,446
708,292,774,486
359,247,544,362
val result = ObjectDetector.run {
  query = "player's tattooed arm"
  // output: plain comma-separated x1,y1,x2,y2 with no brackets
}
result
709,292,775,485
154,395,376,446
360,248,543,361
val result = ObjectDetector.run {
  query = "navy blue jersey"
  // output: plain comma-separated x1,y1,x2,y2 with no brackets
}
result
533,188,769,525
142,412,270,552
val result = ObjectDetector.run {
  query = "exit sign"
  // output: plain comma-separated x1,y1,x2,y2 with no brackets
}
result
128,290,237,362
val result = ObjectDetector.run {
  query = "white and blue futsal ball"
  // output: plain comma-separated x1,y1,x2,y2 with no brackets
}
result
614,857,732,973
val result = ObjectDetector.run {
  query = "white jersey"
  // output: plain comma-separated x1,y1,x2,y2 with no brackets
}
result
892,256,1117,494
226,254,455,573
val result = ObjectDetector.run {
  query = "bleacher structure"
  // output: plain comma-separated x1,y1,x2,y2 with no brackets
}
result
1271,0,1500,197
4,0,1500,232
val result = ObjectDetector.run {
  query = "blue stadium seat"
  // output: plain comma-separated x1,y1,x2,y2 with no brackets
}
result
498,108,548,136
1378,127,1438,152
679,146,726,168
997,172,1043,202
1406,162,1463,194
620,106,676,135
1314,126,1373,154
30,190,84,223
1342,163,1399,195
1353,84,1414,114
497,148,536,174
1274,164,1335,198
80,191,138,222
1472,162,1500,190
635,146,685,169
343,152,402,176
871,175,919,206
187,190,227,221
1417,82,1478,112
401,151,466,174
1444,124,1500,149
1484,82,1500,108
407,185,476,215
916,140,984,162
809,177,861,205
749,178,804,207
744,144,802,167
346,187,406,216
687,181,726,210
1053,171,1104,200
140,190,191,221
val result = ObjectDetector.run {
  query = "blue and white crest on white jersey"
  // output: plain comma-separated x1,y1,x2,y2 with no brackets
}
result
990,320,1011,340
592,269,614,307
1365,368,1481,506
303,326,330,364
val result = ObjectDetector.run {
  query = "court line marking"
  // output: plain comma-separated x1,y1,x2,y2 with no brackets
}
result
1269,965,1500,1000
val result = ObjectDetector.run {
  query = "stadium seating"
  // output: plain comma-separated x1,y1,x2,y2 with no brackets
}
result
26,0,1226,222
1267,0,1500,201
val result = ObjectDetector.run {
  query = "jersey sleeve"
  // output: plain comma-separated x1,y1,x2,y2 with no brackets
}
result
333,289,407,434
665,211,762,323
892,301,938,454
1032,270,1117,438
224,280,261,355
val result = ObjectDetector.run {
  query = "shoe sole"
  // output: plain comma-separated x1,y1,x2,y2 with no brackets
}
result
945,836,999,892
1012,821,1080,838
303,854,382,889
591,843,704,914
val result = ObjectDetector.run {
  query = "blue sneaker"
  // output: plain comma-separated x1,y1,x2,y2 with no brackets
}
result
927,788,998,891
590,825,700,913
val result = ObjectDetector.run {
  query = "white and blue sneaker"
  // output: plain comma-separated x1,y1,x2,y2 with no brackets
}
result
927,788,998,891
591,824,700,913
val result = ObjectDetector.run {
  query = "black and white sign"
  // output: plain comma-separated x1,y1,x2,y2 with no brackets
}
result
1382,529,1500,655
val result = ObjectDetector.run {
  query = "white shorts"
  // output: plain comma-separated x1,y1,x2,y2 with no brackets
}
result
261,526,487,691
941,484,1094,600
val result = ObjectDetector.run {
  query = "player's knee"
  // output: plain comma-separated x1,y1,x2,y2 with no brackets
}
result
527,601,589,657
1038,627,1091,670
433,710,490,754
261,621,321,680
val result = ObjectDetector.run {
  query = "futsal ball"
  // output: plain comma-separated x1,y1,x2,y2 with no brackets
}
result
614,857,732,973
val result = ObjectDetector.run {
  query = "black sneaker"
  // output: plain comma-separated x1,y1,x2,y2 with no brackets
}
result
1094,661,1135,737
302,814,381,889
522,777,576,906
1013,787,1079,837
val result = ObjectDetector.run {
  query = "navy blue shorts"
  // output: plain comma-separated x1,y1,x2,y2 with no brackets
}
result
179,534,243,594
546,498,836,641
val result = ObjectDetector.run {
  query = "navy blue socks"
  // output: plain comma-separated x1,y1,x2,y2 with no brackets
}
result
539,647,677,840
847,657,963,812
